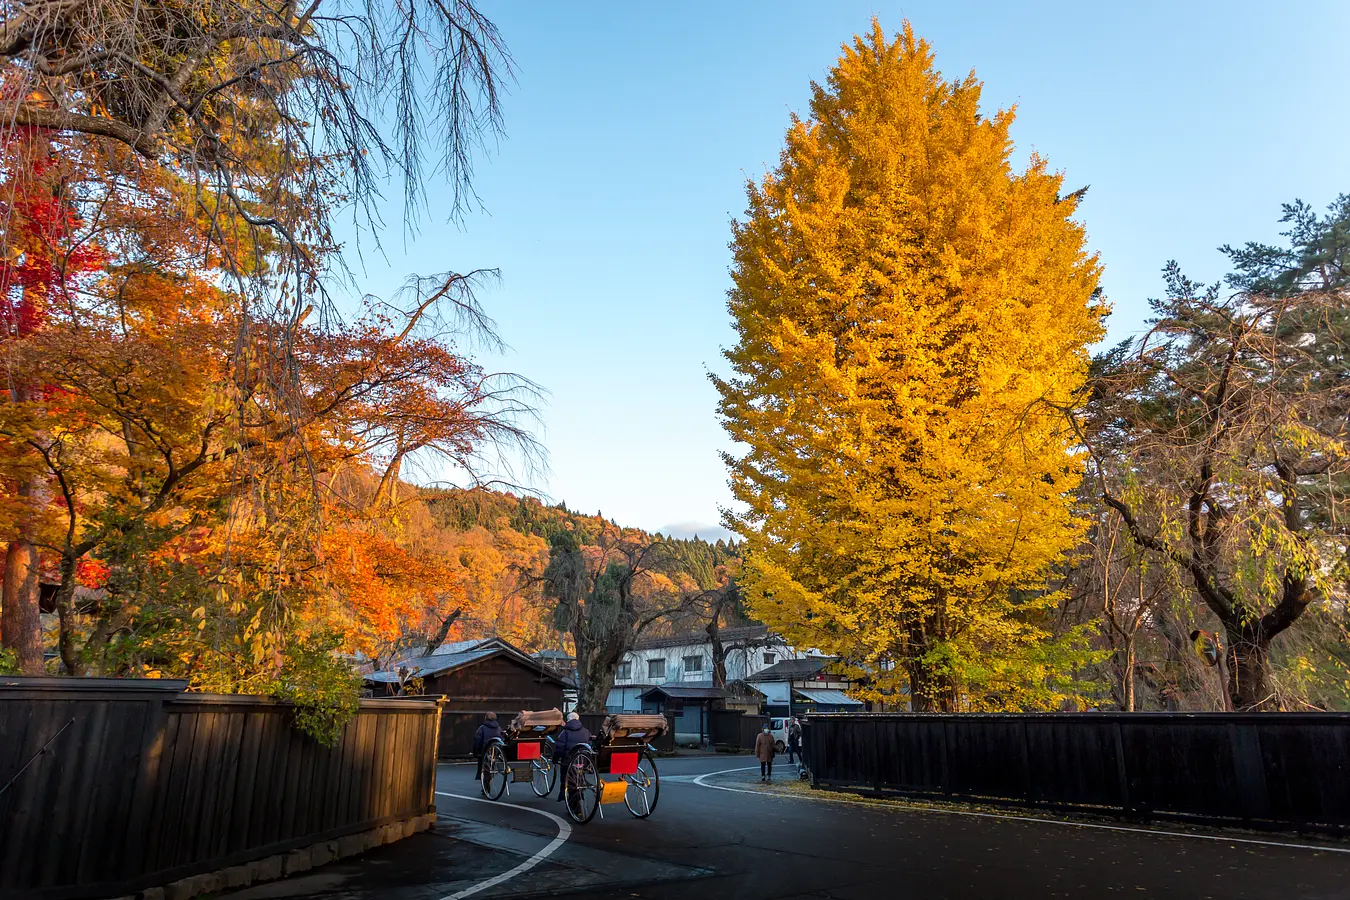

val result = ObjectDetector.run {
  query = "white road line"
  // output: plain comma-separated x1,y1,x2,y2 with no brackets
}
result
434,791,572,900
690,767,1350,855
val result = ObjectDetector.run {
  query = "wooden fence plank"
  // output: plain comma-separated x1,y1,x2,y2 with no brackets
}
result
245,709,278,852
144,709,186,876
192,709,227,866
227,710,264,857
181,708,222,869
0,699,45,889
358,710,379,825
44,700,113,887
276,716,303,844
209,710,246,861
78,697,144,882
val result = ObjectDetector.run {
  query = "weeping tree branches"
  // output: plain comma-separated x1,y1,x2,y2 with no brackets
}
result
1081,201,1350,709
542,528,715,712
0,0,515,443
0,0,509,243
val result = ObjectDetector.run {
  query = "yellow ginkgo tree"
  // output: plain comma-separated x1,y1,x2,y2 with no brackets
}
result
715,21,1107,711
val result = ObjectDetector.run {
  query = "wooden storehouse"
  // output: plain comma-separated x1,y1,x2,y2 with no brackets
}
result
365,637,567,709
365,638,569,757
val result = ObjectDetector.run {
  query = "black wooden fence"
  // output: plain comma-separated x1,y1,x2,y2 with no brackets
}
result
804,712,1350,832
0,677,442,900
710,710,768,750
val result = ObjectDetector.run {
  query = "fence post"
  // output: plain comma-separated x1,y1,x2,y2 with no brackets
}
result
1020,719,1033,808
806,721,818,786
429,697,446,814
1228,721,1270,826
1111,719,1131,818
870,719,882,795
939,718,952,798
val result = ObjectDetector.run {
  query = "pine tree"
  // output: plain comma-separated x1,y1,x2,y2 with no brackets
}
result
714,21,1107,711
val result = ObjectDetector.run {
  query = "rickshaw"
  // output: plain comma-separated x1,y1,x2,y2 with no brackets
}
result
478,710,667,825
556,713,666,824
479,708,566,800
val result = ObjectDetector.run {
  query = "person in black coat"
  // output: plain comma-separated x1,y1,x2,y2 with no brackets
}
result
552,713,591,801
472,712,501,781
787,717,802,764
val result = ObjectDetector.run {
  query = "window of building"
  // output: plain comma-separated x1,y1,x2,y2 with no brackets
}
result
647,658,666,679
763,652,777,666
617,661,632,681
682,655,703,674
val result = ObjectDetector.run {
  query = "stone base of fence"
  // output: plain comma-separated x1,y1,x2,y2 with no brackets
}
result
112,813,437,900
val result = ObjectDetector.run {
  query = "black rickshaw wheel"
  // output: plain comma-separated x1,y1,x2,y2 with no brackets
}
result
564,752,600,824
481,743,508,800
529,756,555,797
623,753,659,818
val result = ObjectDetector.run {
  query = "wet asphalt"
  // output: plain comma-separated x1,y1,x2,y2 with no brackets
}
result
218,754,1350,900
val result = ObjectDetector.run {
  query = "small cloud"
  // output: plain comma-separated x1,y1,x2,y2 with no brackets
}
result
657,521,738,543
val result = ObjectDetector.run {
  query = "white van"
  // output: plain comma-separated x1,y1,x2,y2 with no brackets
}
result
769,717,795,753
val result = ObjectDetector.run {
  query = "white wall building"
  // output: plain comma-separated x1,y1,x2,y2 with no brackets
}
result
605,625,823,713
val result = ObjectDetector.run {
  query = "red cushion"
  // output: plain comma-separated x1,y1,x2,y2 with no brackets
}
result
515,741,541,760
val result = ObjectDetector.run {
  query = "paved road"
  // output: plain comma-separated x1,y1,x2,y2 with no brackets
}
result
223,755,1350,900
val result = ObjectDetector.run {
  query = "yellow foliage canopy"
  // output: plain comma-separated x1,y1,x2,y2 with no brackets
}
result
715,21,1107,711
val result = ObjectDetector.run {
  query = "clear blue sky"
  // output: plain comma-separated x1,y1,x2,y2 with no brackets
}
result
339,1,1350,541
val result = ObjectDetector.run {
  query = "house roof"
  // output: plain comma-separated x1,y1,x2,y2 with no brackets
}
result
365,637,567,687
724,679,767,699
365,647,498,683
640,682,729,701
531,649,574,660
745,656,839,682
794,688,863,707
632,624,776,652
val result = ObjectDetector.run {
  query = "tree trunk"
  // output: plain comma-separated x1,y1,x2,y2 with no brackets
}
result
2,530,43,674
906,656,957,712
908,663,936,712
423,608,462,655
907,613,957,712
1224,627,1277,711
707,617,727,688
3,464,45,674
56,590,83,676
576,641,623,713
1152,607,1203,709
1121,636,1136,712
54,553,87,675
572,620,628,714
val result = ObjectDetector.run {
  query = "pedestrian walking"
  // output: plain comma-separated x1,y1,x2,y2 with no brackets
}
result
786,717,802,765
552,711,592,801
754,722,776,782
472,712,501,782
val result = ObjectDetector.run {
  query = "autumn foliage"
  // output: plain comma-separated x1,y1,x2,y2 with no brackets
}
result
0,121,534,722
716,22,1107,711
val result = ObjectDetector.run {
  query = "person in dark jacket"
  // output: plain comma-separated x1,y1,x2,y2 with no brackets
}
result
786,717,802,765
472,712,501,782
552,712,592,801
754,723,776,782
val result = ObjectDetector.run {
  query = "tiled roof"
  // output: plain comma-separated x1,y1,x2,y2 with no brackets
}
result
794,688,862,706
365,646,499,682
744,656,839,682
639,682,729,701
365,636,565,686
632,624,774,652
